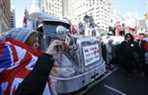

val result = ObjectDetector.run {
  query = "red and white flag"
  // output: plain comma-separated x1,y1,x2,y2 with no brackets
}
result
0,38,42,95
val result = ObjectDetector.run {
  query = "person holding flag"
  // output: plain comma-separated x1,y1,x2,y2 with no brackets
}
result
0,34,63,95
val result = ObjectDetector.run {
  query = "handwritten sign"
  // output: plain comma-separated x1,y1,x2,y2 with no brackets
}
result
83,44,100,66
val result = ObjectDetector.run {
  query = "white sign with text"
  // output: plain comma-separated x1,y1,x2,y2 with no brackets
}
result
83,44,100,66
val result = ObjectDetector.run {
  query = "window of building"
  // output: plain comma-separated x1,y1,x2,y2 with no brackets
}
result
93,0,95,4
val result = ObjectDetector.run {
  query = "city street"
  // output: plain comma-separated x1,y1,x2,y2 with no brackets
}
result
0,0,148,95
75,67,148,95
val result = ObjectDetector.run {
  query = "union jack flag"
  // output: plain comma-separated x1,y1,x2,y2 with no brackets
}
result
0,38,49,95
0,45,13,69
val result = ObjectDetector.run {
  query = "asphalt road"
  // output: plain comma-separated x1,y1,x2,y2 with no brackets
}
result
83,68,148,95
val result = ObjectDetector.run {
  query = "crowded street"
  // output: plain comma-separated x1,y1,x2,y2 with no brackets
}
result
0,0,148,95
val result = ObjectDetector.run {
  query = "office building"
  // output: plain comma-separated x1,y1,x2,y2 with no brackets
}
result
68,0,112,32
42,0,63,17
10,9,15,28
0,0,11,34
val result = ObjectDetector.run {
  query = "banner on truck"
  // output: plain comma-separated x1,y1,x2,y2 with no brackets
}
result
83,44,100,66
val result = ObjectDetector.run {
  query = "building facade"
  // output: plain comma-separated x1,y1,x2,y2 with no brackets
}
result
10,9,15,28
42,0,63,17
137,19,148,33
34,0,42,9
67,0,112,33
62,0,69,18
40,0,112,33
145,13,148,32
0,0,11,34
30,0,43,13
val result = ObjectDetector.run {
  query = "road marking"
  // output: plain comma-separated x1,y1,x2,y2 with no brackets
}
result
78,67,118,95
104,85,127,95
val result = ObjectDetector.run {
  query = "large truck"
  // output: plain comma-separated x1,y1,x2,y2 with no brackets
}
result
5,12,106,94
34,12,106,94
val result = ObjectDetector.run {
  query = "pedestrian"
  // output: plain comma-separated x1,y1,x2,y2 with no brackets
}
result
0,35,63,95
135,33,146,76
106,39,113,70
120,33,137,76
101,41,107,63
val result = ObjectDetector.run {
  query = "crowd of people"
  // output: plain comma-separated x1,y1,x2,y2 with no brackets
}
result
120,33,146,77
103,32,147,78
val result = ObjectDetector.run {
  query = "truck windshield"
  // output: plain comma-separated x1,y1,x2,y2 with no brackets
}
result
43,21,69,37
41,22,70,51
